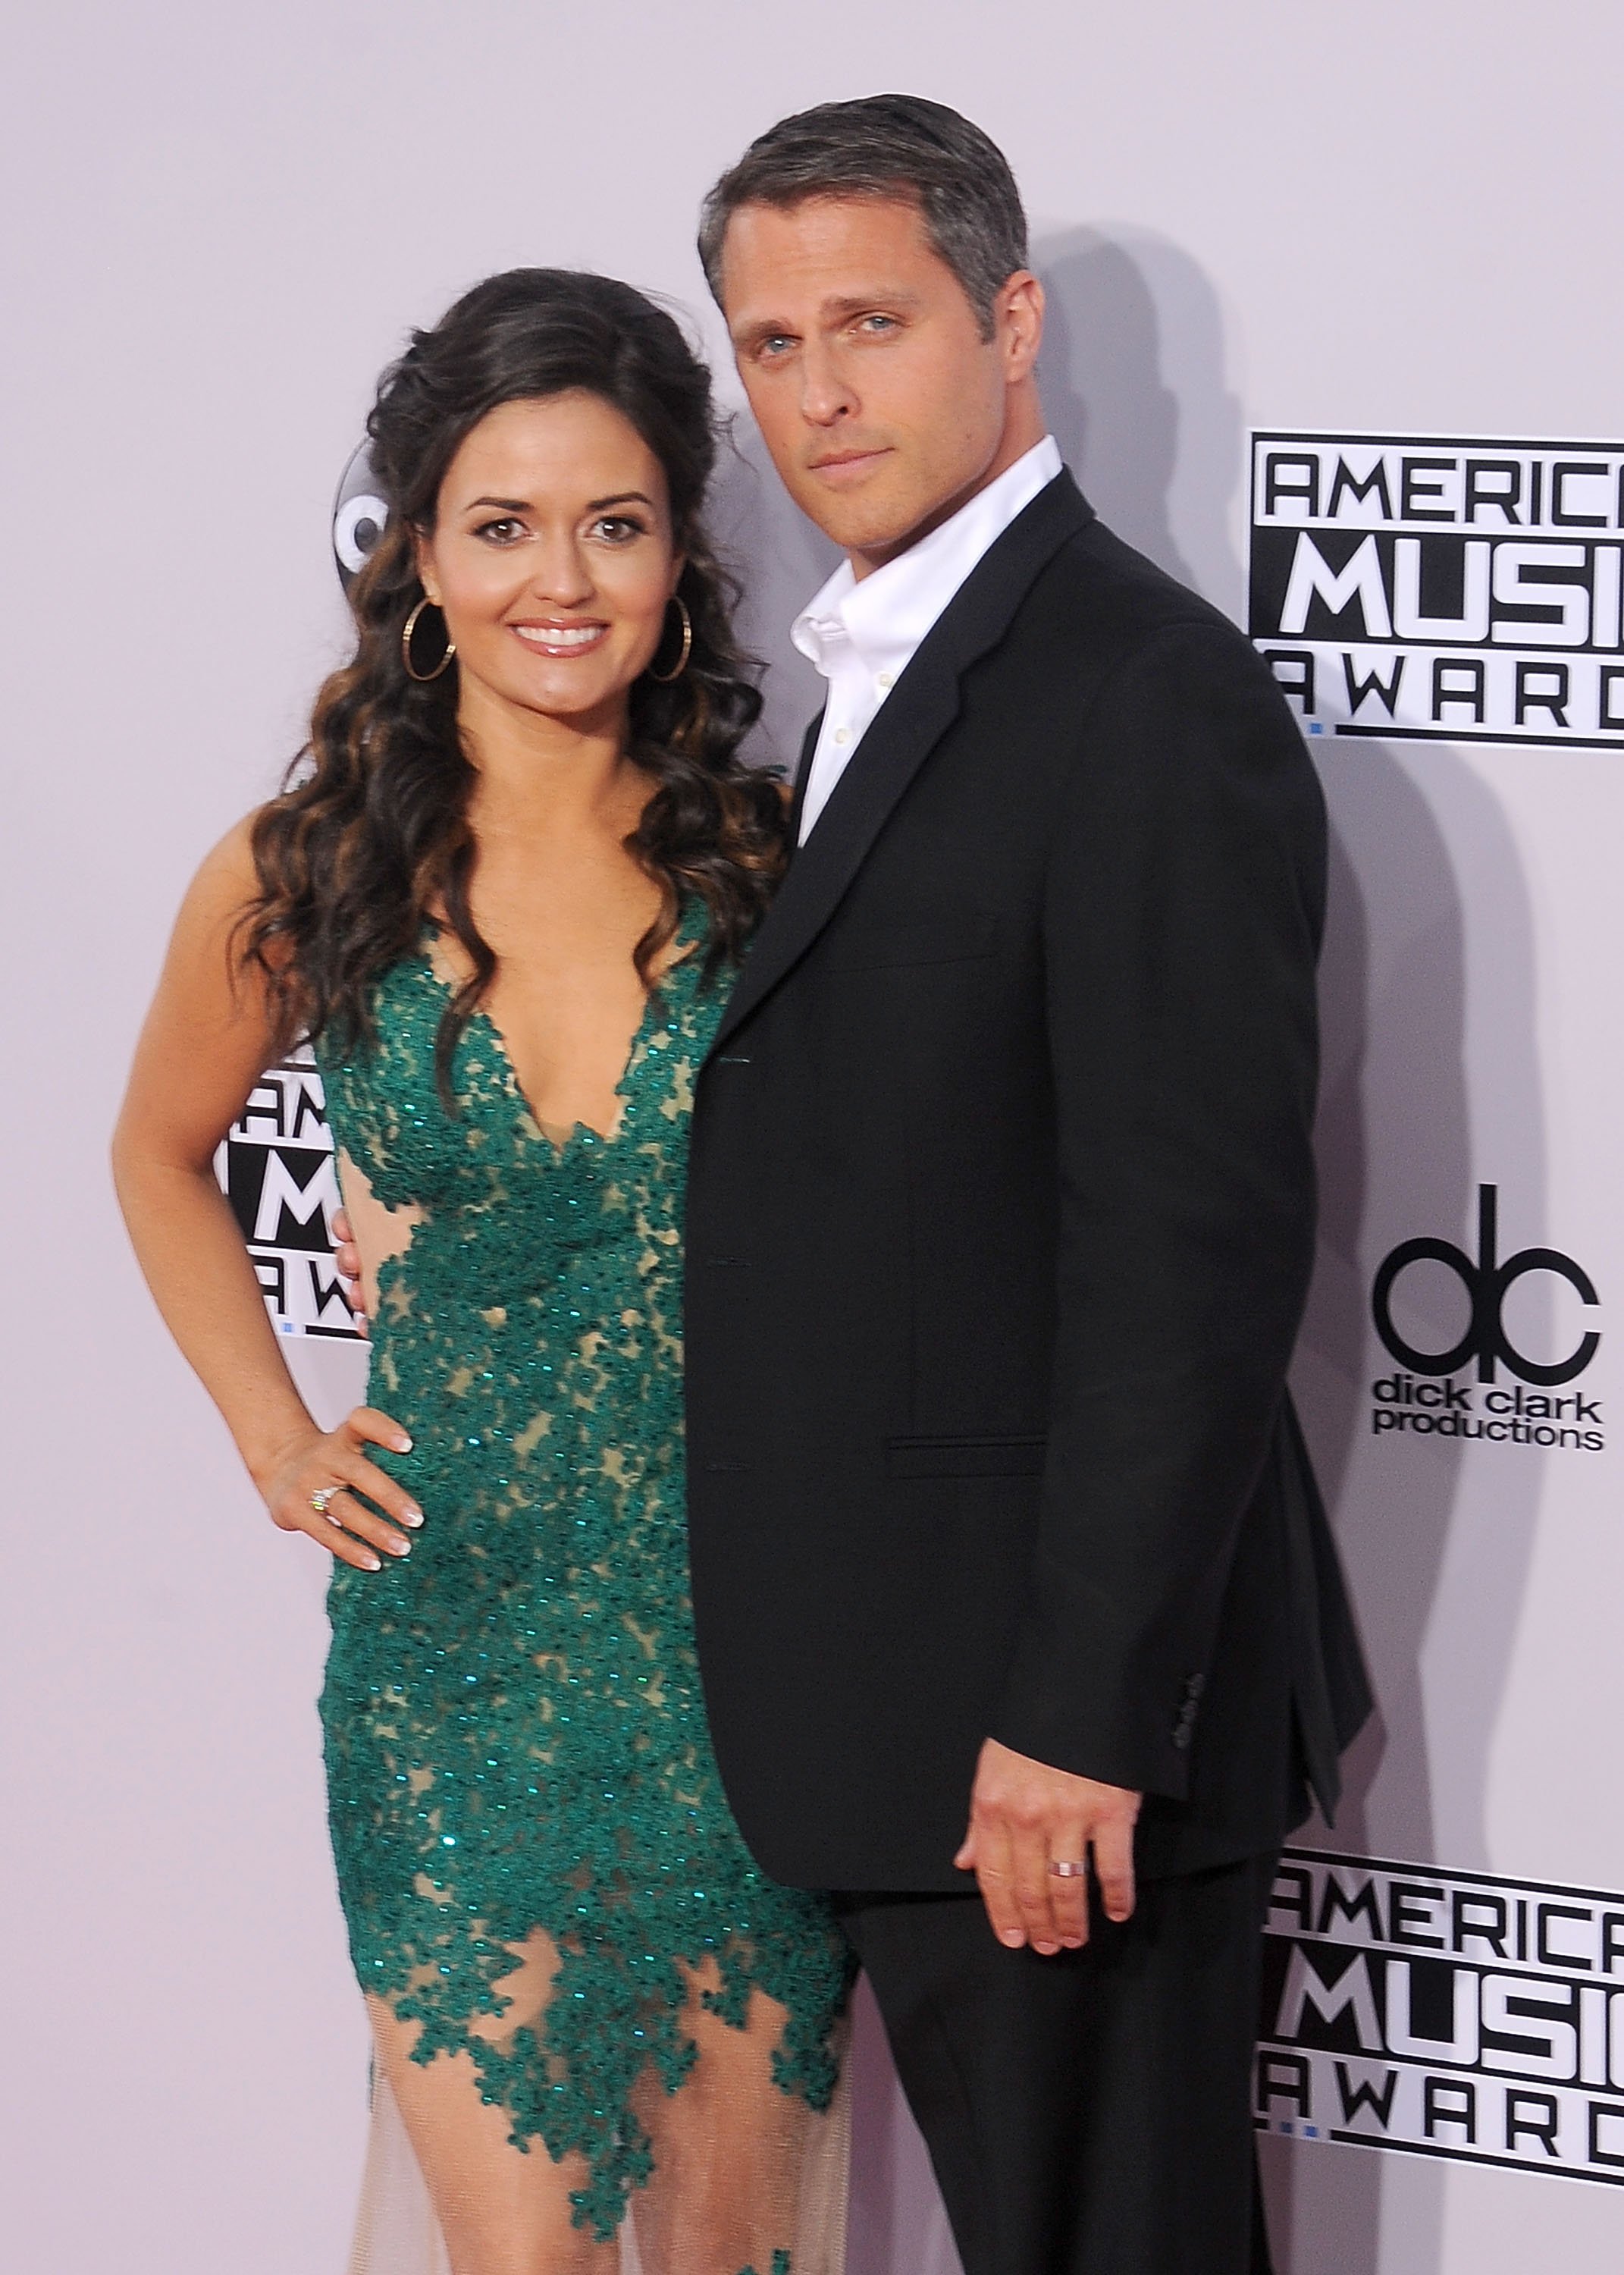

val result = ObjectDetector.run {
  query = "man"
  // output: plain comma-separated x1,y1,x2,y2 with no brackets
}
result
682,96,1371,2275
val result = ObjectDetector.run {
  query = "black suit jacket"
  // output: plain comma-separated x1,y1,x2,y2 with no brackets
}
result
684,470,1372,1891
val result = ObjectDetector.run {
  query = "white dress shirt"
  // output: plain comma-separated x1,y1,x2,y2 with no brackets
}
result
790,434,1063,842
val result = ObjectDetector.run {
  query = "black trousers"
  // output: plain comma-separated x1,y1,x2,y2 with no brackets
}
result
833,1852,1277,2275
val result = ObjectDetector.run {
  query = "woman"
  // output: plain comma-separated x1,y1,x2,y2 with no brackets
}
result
113,269,852,2275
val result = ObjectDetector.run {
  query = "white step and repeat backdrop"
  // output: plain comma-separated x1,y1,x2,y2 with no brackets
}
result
5,5,1620,2270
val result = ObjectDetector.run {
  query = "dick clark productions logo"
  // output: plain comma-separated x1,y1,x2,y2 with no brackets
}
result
1370,1186,1604,1451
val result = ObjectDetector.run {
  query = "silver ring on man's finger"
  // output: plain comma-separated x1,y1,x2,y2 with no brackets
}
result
1049,1859,1088,1878
309,1486,344,1520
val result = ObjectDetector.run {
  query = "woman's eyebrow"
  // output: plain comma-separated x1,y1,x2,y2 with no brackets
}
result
459,489,656,514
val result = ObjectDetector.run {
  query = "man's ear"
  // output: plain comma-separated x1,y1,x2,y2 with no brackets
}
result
997,271,1045,381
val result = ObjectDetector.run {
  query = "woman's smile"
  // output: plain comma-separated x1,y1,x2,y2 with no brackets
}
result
509,617,610,657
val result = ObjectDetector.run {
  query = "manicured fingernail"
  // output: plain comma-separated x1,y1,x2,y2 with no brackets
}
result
999,1930,1025,1948
394,1436,413,1453
390,1536,410,1556
362,1554,382,1571
402,1507,423,1527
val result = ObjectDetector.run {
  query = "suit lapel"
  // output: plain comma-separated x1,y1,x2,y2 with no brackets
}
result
785,711,823,849
713,470,1094,1054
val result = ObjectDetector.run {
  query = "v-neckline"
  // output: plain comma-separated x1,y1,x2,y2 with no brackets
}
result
415,924,697,1159
473,988,656,1156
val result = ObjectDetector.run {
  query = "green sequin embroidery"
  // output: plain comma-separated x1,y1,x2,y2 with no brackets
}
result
315,925,851,2241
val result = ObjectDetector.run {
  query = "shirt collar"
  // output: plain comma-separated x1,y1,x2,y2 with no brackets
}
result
792,435,1063,681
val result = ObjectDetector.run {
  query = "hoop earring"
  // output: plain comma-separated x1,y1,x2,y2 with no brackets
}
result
402,596,456,682
647,595,693,683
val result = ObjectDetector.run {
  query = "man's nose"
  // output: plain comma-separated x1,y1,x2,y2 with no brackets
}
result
798,340,857,428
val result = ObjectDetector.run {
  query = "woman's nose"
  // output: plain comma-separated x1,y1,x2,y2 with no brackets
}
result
525,535,594,606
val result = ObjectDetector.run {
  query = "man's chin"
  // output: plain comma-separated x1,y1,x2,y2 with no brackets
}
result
791,484,928,562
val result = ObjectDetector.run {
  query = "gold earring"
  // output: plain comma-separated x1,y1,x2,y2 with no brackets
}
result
647,595,693,683
402,595,456,682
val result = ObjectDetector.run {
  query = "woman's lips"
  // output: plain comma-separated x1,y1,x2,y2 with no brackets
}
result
510,621,609,657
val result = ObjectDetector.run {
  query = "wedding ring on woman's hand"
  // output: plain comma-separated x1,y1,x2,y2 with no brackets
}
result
309,1486,343,1519
1048,1859,1088,1878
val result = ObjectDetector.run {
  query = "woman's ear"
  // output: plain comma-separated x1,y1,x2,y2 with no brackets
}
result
412,527,442,607
669,553,688,601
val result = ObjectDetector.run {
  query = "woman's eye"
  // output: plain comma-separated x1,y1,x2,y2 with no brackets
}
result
592,516,647,543
474,518,525,544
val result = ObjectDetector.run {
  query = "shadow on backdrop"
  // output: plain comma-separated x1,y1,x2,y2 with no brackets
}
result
710,414,841,777
1278,735,1549,2275
1041,223,1555,2275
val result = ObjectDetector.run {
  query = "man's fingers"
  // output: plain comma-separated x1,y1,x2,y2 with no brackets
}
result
1047,1834,1091,1948
960,1743,1145,1955
1010,1825,1062,1953
973,1823,1026,1948
328,1212,367,1320
1092,1814,1138,1924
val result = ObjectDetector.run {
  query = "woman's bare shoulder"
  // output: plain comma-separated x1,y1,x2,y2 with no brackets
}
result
179,808,274,930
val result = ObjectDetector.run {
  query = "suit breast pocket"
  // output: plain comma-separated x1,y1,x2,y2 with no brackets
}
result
817,910,1002,973
885,1432,1048,1479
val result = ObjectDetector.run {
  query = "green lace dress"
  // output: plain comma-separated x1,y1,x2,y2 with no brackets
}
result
315,924,852,2270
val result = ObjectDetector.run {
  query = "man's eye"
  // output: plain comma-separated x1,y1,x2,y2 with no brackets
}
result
757,334,795,360
857,315,898,336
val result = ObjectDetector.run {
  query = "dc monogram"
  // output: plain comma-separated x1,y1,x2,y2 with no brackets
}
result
1372,1185,1600,1386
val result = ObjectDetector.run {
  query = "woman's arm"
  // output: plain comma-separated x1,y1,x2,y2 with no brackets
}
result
111,819,420,1571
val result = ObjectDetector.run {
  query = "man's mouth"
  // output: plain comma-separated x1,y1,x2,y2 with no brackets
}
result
807,447,891,479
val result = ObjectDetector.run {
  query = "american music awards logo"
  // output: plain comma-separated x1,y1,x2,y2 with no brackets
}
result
214,1052,358,1341
1258,1850,1624,2188
1247,431,1624,748
1368,1186,1603,1453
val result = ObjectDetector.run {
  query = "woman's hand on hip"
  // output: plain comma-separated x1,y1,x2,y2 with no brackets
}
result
256,1407,422,1571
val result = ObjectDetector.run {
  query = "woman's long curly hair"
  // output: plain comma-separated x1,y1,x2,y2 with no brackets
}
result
239,268,785,1094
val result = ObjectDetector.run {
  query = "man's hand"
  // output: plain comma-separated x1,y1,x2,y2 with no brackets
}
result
954,1737,1142,1955
331,1207,368,1335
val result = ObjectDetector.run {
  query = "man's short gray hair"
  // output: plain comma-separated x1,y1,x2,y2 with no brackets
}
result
698,94,1029,342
